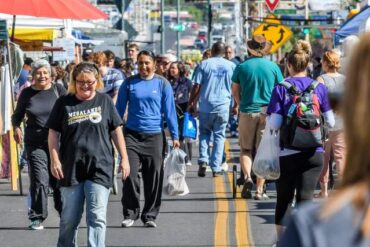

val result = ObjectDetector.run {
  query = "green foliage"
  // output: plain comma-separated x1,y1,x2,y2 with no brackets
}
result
184,6,203,23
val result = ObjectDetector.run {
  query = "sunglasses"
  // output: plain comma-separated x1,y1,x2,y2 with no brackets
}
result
76,80,96,86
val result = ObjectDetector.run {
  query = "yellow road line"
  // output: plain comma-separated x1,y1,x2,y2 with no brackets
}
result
228,173,251,246
214,176,229,246
225,139,254,246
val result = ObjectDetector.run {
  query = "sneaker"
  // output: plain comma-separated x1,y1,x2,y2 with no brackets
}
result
144,220,157,228
254,192,270,200
28,219,44,230
221,162,228,172
241,178,253,199
121,219,134,228
186,162,192,166
212,171,224,177
198,163,207,177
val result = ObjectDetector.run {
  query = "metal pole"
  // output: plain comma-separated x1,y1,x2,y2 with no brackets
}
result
207,0,211,48
305,0,309,41
121,0,125,33
11,15,16,42
161,0,165,54
176,0,180,58
245,0,249,40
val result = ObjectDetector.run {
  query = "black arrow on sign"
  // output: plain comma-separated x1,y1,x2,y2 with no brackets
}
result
276,28,285,44
263,24,274,31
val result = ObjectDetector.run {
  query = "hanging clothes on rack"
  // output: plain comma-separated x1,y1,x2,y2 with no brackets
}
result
1,64,11,134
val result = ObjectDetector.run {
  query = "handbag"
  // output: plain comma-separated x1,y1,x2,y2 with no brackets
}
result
182,112,197,139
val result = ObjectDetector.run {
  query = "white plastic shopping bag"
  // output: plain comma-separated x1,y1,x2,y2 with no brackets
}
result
164,148,189,196
252,121,280,180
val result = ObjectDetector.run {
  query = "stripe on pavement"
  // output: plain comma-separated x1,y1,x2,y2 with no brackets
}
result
214,176,229,246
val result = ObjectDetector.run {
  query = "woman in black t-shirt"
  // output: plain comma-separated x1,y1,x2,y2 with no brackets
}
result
47,62,130,247
12,59,66,230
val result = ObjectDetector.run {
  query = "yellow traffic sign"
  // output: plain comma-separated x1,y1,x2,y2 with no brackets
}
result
253,18,293,54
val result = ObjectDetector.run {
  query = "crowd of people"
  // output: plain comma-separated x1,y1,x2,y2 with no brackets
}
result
10,32,370,246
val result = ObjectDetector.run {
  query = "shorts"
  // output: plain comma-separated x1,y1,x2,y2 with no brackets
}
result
238,112,265,151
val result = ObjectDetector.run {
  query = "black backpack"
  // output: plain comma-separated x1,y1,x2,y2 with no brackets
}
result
280,80,328,149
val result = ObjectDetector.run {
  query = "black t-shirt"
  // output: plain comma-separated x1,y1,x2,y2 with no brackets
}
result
11,83,67,146
47,92,122,189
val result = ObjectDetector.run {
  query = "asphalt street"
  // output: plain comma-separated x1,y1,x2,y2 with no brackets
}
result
0,134,277,247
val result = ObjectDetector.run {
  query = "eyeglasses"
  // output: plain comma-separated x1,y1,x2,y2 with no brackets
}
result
76,80,96,86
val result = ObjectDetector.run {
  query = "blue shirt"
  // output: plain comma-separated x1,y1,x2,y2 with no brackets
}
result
193,57,236,113
102,68,124,97
17,69,29,87
116,74,179,140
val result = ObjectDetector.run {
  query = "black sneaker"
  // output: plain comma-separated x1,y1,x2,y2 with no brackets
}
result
198,163,207,177
212,171,224,177
241,178,253,199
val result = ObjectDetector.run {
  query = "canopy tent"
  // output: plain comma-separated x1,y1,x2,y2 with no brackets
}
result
8,28,58,41
0,14,105,46
335,5,370,45
0,14,97,29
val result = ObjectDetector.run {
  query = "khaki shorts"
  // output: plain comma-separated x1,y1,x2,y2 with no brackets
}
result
238,112,266,151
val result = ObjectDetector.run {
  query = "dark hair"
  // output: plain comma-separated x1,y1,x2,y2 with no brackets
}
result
104,50,115,60
121,58,135,71
211,41,226,56
138,50,156,61
24,57,33,66
114,56,122,69
177,62,187,78
168,61,186,81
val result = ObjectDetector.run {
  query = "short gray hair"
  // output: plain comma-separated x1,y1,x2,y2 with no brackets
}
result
31,59,51,76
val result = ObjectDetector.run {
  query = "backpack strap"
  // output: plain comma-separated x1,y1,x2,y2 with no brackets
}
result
305,80,320,93
280,80,300,95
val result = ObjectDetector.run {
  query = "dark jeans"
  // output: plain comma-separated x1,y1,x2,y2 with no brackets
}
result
275,151,323,225
26,144,62,221
121,129,164,223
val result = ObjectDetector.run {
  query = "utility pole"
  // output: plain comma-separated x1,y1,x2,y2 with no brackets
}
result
245,0,249,40
121,0,125,33
207,0,212,48
305,0,309,41
177,0,181,58
161,0,165,54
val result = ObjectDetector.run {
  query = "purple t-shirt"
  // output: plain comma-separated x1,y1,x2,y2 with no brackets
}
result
267,76,331,116
267,76,331,152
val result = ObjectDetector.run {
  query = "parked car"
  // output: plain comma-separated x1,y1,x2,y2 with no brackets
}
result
211,35,225,44
194,38,207,50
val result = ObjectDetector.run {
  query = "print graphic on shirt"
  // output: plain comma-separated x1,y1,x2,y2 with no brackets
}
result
68,106,102,125
212,67,228,78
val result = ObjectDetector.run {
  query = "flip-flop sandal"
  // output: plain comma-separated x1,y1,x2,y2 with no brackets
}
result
314,192,328,198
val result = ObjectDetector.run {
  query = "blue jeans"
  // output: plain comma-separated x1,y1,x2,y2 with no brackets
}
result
198,111,229,172
58,180,110,247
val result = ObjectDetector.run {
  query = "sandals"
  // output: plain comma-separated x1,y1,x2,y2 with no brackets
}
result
313,191,328,199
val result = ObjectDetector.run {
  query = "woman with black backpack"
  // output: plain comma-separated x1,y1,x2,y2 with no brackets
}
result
265,40,335,242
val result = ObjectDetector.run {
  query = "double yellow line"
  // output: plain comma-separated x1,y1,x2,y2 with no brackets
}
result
214,140,254,246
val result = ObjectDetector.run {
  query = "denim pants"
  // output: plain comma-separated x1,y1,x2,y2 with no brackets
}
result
198,111,229,172
58,180,110,247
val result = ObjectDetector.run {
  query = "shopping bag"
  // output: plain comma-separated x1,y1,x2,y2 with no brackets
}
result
164,148,189,196
182,112,197,139
252,121,280,180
